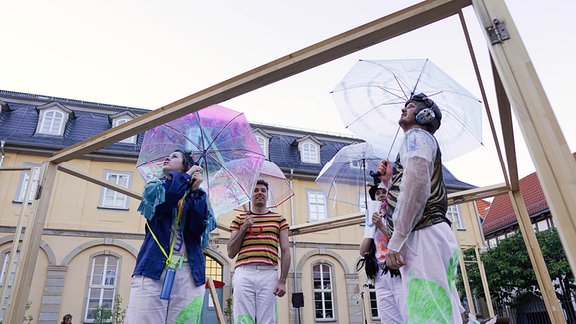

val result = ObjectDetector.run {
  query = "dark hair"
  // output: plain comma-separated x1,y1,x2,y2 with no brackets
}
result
61,314,72,324
256,179,269,190
174,149,197,172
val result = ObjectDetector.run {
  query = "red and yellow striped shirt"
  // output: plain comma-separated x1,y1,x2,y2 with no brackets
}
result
230,212,289,268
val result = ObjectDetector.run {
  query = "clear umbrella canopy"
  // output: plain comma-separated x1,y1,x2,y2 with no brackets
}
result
315,142,383,210
136,104,265,217
332,59,483,161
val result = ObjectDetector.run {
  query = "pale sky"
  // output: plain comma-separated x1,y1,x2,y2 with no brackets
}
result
1,0,574,189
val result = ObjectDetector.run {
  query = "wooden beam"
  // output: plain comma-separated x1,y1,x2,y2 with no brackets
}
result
475,246,494,317
47,0,471,164
447,183,508,205
492,57,520,191
508,190,563,322
289,212,364,236
0,167,32,172
473,0,576,297
57,163,143,200
4,162,58,323
207,278,226,324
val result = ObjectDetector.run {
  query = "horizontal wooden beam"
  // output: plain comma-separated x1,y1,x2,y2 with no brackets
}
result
0,167,32,172
57,164,143,200
289,212,364,236
448,183,509,205
47,0,471,164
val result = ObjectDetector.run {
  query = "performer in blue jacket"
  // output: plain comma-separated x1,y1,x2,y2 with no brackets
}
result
126,149,216,324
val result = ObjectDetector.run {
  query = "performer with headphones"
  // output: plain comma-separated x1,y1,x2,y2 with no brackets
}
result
375,93,464,323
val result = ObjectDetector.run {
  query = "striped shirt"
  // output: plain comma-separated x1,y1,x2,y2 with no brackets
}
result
230,212,289,268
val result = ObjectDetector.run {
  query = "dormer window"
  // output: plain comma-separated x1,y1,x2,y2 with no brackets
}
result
253,128,271,159
301,142,319,163
295,135,322,164
109,112,138,144
36,102,73,136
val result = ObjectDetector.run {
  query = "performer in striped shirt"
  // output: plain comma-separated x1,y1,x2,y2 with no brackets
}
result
227,179,291,324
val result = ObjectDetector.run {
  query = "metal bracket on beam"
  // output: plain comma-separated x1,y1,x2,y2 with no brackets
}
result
486,19,510,44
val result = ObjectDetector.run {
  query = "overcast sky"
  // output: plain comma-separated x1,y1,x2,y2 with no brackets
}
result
1,0,574,189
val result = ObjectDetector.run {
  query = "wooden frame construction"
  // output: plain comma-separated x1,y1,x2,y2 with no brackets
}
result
5,0,576,322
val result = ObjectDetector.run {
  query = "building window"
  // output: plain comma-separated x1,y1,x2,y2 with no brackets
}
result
255,134,269,159
99,171,131,209
313,263,335,320
447,205,465,230
39,109,65,135
307,190,327,222
113,118,136,144
15,164,41,203
205,255,223,282
300,141,319,164
0,251,18,319
85,255,118,323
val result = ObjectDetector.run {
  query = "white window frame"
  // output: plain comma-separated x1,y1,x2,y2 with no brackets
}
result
113,118,136,144
307,190,328,222
99,170,131,209
38,109,65,135
84,255,118,323
447,205,465,230
299,141,319,164
0,251,18,319
313,263,335,320
255,134,269,159
15,164,41,203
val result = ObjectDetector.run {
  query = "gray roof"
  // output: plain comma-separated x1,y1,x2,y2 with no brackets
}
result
0,90,475,191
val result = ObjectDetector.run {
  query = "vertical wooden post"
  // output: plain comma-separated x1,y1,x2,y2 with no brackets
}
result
472,0,576,275
208,277,226,324
4,162,57,323
0,168,33,310
509,191,564,322
475,246,494,318
472,0,576,322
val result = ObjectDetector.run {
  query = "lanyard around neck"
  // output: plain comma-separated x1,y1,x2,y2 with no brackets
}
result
146,189,189,267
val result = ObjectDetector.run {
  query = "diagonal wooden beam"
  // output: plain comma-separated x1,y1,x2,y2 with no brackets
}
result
47,0,471,164
491,57,520,191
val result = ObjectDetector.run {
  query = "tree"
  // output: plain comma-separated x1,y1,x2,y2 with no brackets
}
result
459,228,575,321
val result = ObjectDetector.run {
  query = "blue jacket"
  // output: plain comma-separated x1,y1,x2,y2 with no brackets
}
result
133,171,209,286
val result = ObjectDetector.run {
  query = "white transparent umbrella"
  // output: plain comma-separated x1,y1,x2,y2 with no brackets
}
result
331,59,483,161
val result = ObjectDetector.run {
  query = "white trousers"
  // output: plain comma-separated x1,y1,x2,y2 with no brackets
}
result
125,263,205,324
374,268,407,323
400,223,463,324
232,265,278,324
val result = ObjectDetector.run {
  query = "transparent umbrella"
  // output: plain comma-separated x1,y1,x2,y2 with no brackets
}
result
315,142,382,212
331,59,483,161
136,104,265,217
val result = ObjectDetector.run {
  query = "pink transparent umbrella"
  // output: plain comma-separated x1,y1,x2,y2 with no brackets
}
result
136,104,265,217
235,160,294,212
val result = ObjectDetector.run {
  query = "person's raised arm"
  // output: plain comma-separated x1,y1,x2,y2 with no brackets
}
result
227,214,253,258
388,155,432,252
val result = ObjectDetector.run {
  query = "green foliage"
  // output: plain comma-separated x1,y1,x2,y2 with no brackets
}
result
93,304,112,324
0,300,33,324
459,228,574,305
93,294,126,324
112,294,126,324
224,297,233,324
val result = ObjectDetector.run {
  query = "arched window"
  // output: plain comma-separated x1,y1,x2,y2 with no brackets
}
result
39,109,65,135
313,263,335,320
84,255,119,323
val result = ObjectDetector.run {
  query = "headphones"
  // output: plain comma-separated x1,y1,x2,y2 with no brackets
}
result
407,93,442,133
